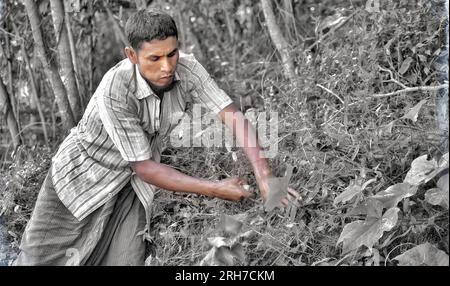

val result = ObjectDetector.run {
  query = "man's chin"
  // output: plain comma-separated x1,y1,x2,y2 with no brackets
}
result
148,79,175,94
159,81,173,88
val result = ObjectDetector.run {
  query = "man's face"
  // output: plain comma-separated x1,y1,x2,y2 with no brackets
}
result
126,36,179,90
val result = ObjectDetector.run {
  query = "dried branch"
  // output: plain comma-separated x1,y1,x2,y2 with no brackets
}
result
316,84,345,104
378,65,409,89
306,11,357,52
371,83,449,98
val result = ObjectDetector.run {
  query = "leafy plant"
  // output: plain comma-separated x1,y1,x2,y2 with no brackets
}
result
338,200,399,254
393,242,449,266
336,152,449,264
199,214,249,266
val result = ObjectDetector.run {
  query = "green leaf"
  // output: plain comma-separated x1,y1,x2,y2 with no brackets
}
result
424,174,449,209
418,54,427,62
334,178,376,205
401,99,427,123
348,198,383,217
215,246,235,266
337,207,399,254
264,165,293,211
399,57,414,75
370,183,418,209
230,243,246,261
384,37,396,56
438,152,449,169
437,173,449,193
433,48,441,56
393,243,449,266
378,121,394,136
366,198,384,218
207,237,228,248
404,154,439,186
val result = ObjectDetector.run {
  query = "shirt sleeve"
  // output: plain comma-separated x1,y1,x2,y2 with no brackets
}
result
188,57,234,114
96,71,152,162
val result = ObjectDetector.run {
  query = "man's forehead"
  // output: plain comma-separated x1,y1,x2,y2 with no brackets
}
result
138,37,178,55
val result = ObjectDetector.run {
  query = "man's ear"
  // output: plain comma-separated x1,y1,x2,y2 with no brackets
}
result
124,46,138,64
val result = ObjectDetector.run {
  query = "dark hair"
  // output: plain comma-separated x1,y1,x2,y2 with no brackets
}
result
125,9,178,51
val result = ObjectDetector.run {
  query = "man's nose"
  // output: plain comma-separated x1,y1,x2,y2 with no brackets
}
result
161,58,172,73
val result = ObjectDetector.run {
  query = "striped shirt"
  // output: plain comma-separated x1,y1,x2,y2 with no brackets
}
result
50,52,233,232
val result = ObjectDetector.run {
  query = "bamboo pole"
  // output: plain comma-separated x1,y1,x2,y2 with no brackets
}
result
260,0,297,85
50,0,82,121
24,0,75,131
0,78,21,148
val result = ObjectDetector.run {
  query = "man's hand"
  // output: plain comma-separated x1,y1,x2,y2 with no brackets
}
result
131,160,249,200
281,187,302,207
212,177,251,201
217,104,301,207
256,170,302,210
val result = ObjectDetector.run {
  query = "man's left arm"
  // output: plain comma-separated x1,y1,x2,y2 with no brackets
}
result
184,54,298,204
218,103,298,204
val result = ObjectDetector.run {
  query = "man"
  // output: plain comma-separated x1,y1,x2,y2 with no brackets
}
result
14,9,297,266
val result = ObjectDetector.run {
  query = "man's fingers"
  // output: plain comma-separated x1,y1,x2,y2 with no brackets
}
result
287,187,302,201
276,188,302,208
238,189,252,201
287,187,298,197
237,178,248,186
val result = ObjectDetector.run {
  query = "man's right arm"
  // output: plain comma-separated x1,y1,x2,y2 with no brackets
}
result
129,160,250,201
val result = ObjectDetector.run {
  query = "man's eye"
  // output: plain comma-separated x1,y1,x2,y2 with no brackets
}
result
149,56,159,61
168,50,178,57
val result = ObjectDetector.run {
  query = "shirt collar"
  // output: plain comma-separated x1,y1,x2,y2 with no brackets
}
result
134,64,181,100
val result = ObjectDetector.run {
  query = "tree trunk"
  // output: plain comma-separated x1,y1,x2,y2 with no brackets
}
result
282,0,298,41
0,78,21,148
434,0,449,152
173,3,206,63
186,24,206,64
88,1,95,97
65,11,86,109
24,0,75,131
11,21,49,145
222,2,235,43
22,42,50,145
0,33,19,127
50,0,82,122
260,0,297,85
105,4,128,47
